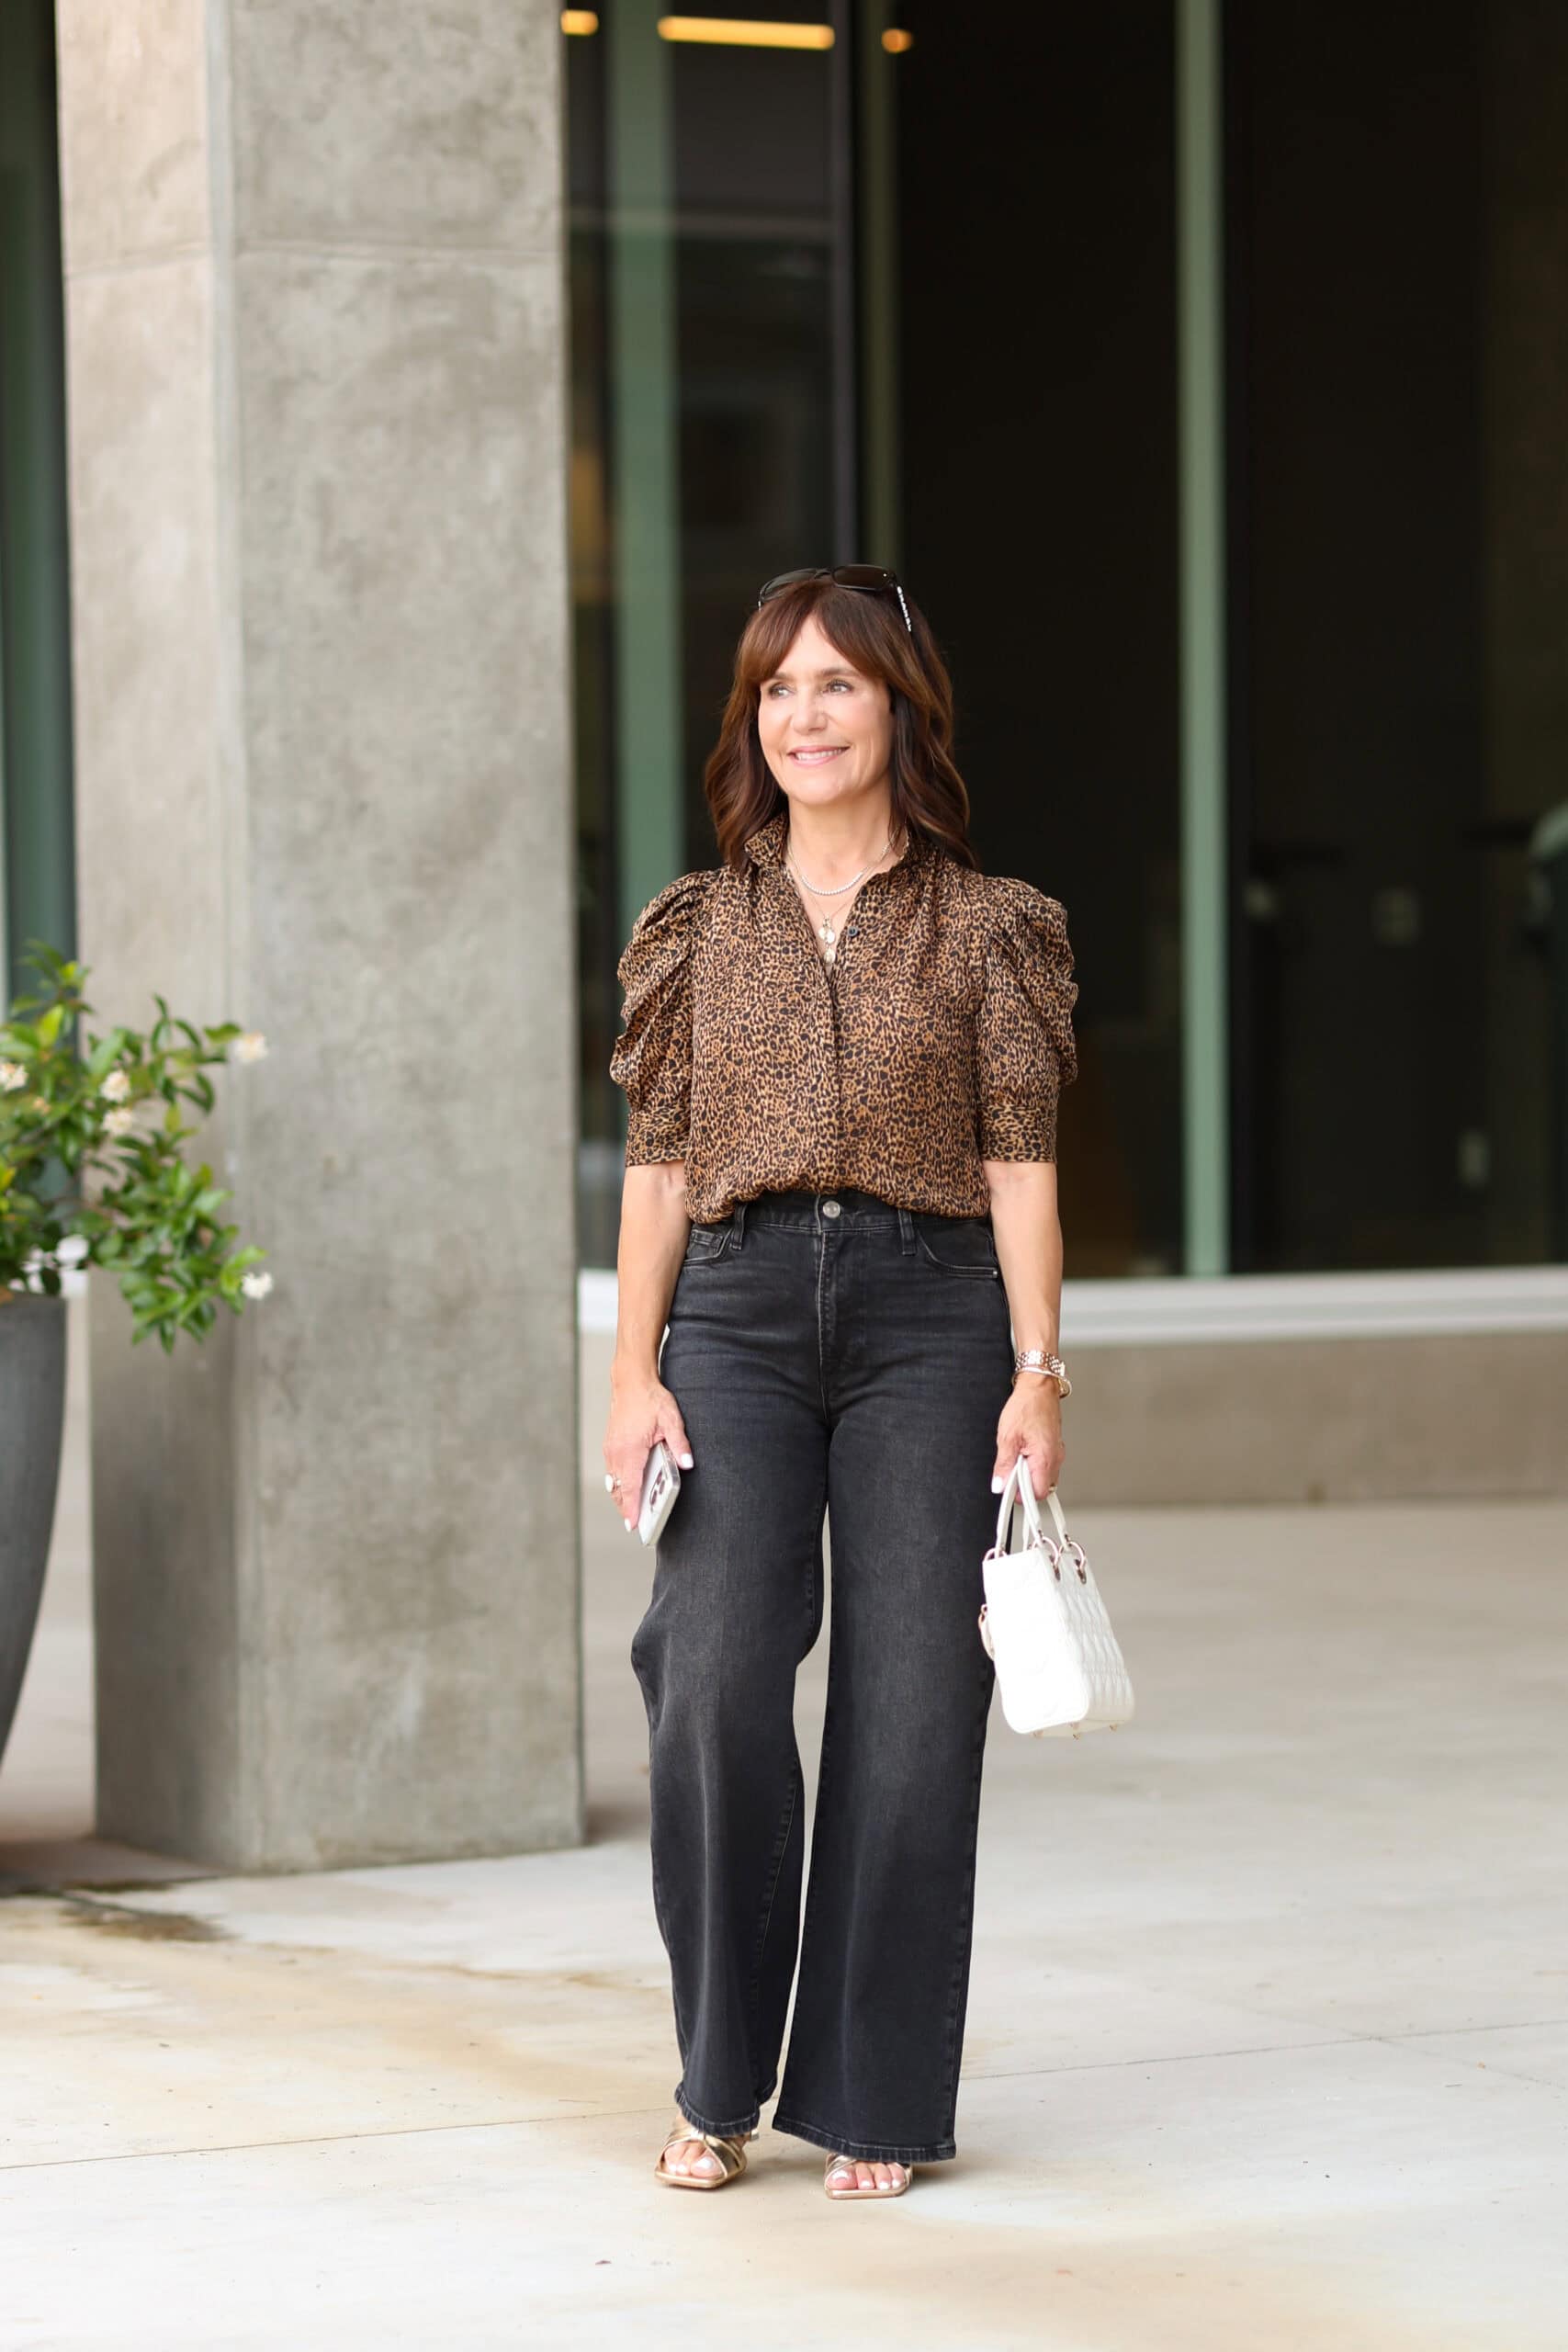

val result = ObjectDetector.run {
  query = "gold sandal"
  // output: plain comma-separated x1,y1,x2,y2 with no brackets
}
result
654,2119,755,2191
824,2153,914,2200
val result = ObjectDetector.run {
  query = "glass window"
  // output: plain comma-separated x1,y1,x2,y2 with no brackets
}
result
570,3,849,1265
570,2,1185,1274
888,2,1182,1276
1228,0,1568,1269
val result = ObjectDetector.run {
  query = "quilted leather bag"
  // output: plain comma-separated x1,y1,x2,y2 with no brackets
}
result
978,1460,1135,1738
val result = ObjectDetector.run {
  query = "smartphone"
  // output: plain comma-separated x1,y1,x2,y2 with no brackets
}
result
637,1440,682,1545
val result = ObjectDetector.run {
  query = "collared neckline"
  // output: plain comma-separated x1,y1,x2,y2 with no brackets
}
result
742,806,932,884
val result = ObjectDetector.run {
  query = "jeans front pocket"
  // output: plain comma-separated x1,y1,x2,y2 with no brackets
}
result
683,1220,734,1264
911,1215,1000,1278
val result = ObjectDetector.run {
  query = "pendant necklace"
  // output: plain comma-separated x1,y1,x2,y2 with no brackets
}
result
785,826,900,961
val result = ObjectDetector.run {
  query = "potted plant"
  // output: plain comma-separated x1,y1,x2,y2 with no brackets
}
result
0,944,270,1770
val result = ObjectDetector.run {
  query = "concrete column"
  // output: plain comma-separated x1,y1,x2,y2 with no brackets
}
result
55,0,581,1869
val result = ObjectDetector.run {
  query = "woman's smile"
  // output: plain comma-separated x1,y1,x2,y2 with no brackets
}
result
788,744,849,765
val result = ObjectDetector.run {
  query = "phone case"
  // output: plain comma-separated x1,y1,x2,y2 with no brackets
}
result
637,1441,682,1545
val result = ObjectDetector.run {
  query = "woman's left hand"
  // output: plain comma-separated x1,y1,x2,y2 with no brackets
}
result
992,1378,1064,1499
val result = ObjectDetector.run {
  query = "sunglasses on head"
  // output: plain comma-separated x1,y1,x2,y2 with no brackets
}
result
756,564,913,637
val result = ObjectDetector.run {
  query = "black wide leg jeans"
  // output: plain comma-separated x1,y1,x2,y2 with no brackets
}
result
630,1185,1013,2165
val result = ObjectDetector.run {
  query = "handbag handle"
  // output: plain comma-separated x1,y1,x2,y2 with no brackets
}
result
992,1454,1070,1556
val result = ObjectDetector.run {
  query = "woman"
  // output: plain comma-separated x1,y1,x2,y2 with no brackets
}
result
604,565,1077,2201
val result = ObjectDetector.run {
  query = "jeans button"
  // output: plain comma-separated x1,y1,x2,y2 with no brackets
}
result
821,1198,841,1217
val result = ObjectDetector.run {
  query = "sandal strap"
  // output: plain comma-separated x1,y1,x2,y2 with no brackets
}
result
825,2153,908,2181
660,2123,749,2178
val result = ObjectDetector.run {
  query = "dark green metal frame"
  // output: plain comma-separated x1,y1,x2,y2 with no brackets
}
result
0,1,75,1009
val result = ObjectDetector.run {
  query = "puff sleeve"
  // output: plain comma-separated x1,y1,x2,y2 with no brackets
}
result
974,882,1079,1163
608,871,712,1164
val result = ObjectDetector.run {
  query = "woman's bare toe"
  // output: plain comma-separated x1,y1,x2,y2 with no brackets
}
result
663,2126,723,2179
830,2155,908,2195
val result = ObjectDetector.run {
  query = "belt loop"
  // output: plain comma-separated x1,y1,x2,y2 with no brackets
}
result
731,1197,748,1250
897,1204,915,1255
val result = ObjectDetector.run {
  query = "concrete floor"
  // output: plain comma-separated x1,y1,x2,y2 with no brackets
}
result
2,1303,1565,2349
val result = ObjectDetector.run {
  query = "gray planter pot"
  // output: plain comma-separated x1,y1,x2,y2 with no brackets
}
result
0,1293,68,1770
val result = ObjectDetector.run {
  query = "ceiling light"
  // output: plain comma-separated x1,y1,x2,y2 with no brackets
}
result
657,17,835,50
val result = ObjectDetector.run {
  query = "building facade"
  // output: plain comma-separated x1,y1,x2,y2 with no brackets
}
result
3,1,1566,1864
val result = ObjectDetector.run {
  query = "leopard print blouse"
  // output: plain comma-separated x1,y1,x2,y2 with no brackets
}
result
608,807,1077,1224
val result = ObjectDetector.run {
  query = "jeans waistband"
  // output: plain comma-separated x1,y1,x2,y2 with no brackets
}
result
722,1187,991,1237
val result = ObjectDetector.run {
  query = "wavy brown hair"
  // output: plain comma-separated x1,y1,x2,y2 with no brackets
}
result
703,575,978,873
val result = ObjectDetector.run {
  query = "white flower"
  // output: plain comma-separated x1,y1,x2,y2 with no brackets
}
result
100,1069,131,1102
0,1060,27,1092
241,1270,274,1300
103,1105,136,1136
232,1032,268,1064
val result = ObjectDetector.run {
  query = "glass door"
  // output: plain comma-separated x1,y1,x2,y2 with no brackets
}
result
887,0,1185,1276
1227,0,1568,1270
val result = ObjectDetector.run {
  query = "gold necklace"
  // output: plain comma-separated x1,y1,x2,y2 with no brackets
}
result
785,826,902,958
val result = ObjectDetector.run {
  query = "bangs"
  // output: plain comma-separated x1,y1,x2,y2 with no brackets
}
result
736,582,905,695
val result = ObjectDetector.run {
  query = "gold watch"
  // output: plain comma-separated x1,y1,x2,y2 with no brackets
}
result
1011,1348,1071,1398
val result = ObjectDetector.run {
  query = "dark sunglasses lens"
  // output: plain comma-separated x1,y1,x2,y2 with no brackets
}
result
757,568,823,605
831,565,898,592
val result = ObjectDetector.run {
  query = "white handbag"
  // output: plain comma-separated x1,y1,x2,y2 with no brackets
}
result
977,1460,1135,1738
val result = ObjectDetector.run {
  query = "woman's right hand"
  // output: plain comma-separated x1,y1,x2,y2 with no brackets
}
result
603,1375,694,1533
606,1163,697,1530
